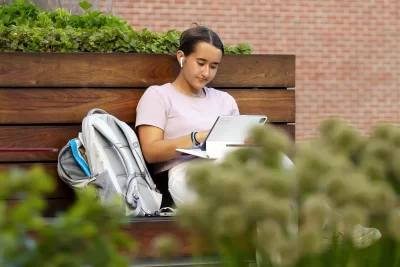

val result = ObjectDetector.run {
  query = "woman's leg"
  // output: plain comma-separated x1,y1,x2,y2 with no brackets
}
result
168,159,205,207
153,170,174,208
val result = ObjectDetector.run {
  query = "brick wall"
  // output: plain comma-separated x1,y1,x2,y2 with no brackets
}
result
99,0,399,140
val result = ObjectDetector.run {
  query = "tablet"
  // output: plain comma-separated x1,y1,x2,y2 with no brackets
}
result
200,115,267,150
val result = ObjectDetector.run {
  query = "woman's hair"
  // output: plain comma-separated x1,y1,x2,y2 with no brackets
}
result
179,24,224,55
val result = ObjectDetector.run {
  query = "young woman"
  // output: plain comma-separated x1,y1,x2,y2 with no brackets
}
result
135,25,239,207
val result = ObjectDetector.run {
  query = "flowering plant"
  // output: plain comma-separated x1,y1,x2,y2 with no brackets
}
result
174,119,400,267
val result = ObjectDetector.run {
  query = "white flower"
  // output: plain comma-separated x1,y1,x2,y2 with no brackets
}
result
339,204,368,236
215,206,246,238
256,220,284,254
302,194,332,227
298,223,328,256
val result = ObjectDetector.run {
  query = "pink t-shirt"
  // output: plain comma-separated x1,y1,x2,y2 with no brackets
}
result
135,83,240,174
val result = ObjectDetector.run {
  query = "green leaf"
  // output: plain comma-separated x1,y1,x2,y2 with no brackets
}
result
15,0,26,5
14,17,29,26
0,14,11,24
79,1,92,12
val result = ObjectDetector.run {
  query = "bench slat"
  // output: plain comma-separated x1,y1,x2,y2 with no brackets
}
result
0,124,294,162
0,88,295,124
0,53,295,88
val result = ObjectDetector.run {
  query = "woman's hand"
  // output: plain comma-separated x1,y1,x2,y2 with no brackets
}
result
195,130,210,143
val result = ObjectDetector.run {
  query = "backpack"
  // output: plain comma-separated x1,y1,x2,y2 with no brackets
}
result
57,108,163,217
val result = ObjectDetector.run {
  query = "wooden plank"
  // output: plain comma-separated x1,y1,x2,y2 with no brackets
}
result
121,218,193,259
0,88,141,125
0,124,294,162
0,53,295,88
0,126,79,162
0,88,295,124
233,89,295,123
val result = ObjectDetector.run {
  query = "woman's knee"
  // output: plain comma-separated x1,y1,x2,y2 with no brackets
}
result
168,164,197,206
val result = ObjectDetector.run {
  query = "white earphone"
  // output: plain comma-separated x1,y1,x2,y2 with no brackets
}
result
180,57,184,68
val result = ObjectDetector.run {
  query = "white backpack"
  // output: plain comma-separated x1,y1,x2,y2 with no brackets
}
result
57,109,162,216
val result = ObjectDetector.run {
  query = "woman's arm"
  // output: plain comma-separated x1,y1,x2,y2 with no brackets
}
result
138,125,209,164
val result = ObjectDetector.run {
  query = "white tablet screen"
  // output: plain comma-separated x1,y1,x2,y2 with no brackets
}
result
206,115,267,143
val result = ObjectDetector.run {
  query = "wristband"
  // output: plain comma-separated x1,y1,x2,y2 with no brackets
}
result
193,132,200,145
191,131,200,147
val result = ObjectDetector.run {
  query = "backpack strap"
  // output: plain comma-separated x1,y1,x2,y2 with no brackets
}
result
90,119,130,194
113,118,157,190
126,175,144,217
87,108,108,116
92,119,135,175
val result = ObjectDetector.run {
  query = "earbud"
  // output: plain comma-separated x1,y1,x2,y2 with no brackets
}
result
180,57,184,68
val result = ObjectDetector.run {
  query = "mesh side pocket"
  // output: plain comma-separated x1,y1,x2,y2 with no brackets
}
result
92,170,121,205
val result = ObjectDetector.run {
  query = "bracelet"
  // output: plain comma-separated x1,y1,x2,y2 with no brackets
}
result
193,132,200,145
191,131,200,147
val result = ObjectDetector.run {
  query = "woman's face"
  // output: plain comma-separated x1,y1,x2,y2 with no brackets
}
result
182,42,223,90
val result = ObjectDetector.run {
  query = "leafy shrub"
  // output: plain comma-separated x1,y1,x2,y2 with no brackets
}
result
0,166,135,266
0,0,252,54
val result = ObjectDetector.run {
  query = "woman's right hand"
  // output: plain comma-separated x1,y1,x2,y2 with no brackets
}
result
195,130,210,143
138,126,210,163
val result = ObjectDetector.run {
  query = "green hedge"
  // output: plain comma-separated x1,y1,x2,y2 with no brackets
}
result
0,0,252,54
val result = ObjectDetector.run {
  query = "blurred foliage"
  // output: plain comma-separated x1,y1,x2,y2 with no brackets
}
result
1,119,399,266
0,166,135,266
176,119,400,266
0,0,252,53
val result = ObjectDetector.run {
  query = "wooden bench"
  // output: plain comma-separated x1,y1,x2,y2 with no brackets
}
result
0,52,295,260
